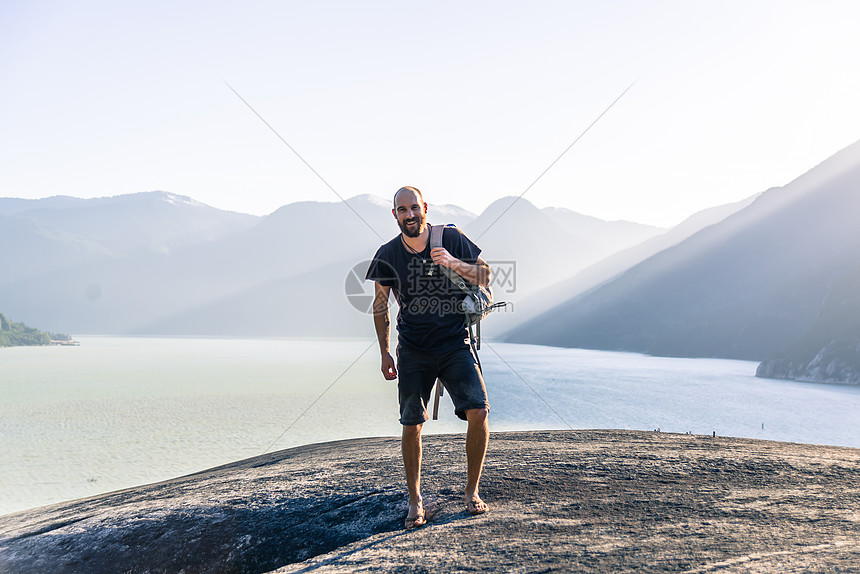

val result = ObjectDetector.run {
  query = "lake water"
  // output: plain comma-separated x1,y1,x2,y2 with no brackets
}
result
2,336,859,516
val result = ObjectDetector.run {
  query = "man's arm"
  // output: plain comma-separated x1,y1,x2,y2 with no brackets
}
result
430,250,491,287
372,282,397,380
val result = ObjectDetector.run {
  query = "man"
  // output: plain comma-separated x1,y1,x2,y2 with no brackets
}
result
365,186,491,529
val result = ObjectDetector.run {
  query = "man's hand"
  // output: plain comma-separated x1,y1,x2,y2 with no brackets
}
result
430,247,455,268
430,249,491,287
381,352,398,380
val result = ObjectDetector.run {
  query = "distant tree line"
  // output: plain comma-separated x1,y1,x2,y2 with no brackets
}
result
0,313,57,347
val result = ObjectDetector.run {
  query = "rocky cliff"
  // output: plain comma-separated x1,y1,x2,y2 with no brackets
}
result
1,430,858,573
757,338,860,385
757,261,860,385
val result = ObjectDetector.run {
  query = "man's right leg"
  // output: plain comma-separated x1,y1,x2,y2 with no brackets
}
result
402,422,425,527
396,345,435,528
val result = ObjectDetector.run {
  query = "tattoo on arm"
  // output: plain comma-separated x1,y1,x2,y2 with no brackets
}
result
372,283,391,353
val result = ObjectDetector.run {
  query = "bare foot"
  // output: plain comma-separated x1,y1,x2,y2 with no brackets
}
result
466,493,489,515
405,500,426,529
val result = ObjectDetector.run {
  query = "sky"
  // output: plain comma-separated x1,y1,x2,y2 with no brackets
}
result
2,1,860,227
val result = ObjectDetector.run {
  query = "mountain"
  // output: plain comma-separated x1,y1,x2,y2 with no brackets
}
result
0,191,665,337
0,192,259,287
542,208,663,254
134,259,378,337
496,195,757,333
0,196,382,334
0,193,465,335
0,213,112,286
464,197,630,296
132,196,665,338
106,196,478,337
1,191,259,255
506,139,860,362
136,196,668,339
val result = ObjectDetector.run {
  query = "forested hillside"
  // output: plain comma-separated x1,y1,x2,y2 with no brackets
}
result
0,313,52,347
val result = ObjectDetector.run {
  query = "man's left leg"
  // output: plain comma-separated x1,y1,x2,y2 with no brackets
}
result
465,407,489,514
440,346,490,515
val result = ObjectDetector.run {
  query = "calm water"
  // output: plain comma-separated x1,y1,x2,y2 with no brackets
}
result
2,337,859,516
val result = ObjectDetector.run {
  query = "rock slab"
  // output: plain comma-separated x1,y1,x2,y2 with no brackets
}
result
1,430,859,573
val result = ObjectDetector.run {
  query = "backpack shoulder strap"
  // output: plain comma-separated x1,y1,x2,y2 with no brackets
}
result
428,223,488,360
429,224,470,291
430,223,444,249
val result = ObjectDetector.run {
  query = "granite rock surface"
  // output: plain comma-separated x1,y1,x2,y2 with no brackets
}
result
1,430,859,573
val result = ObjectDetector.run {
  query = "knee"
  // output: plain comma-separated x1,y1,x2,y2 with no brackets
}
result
466,408,488,424
402,424,423,440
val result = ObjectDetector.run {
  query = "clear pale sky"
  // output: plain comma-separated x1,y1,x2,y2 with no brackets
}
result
2,1,859,227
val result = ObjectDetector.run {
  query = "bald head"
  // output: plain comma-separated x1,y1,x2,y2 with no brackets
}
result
393,186,424,208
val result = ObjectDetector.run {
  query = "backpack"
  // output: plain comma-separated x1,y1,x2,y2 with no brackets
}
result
429,223,501,351
429,224,505,419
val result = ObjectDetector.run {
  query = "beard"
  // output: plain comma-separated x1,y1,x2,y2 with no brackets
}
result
398,212,426,238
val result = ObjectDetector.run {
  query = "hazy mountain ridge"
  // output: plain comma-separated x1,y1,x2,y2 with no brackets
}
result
129,195,658,337
505,139,860,375
0,213,113,286
1,191,657,336
0,197,385,335
496,194,758,334
541,207,664,254
2,191,259,257
465,197,603,297
0,192,260,290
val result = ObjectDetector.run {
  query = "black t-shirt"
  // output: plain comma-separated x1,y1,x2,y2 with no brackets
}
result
366,224,482,353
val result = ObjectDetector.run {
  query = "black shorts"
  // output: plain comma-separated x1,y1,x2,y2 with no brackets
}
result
396,344,490,425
